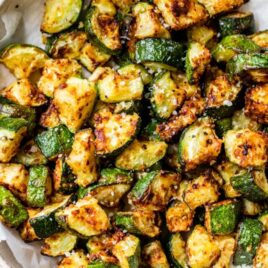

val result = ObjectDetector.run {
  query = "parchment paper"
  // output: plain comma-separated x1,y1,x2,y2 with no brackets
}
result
0,0,268,267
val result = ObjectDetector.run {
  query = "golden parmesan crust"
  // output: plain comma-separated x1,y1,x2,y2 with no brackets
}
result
253,232,268,268
39,103,61,129
57,250,89,268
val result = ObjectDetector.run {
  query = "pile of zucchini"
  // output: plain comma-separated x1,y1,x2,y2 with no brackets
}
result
0,0,268,267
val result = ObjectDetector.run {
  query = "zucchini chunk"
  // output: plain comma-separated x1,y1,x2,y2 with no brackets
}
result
150,71,185,119
58,250,89,268
205,199,241,235
132,2,170,39
66,129,98,187
114,210,160,237
49,31,88,59
41,231,77,257
166,200,194,232
128,171,180,211
1,79,46,107
41,0,82,33
0,186,28,228
79,42,111,72
184,173,220,210
55,196,110,238
38,59,82,98
154,0,208,30
29,195,71,238
231,169,268,201
232,109,261,131
115,140,167,171
178,117,222,171
215,117,232,138
39,103,61,129
0,117,28,163
53,77,96,133
143,241,169,268
259,210,268,231
96,67,144,103
27,165,52,208
224,129,267,168
251,30,268,49
35,125,74,159
0,163,28,201
167,233,187,268
218,12,254,37
112,234,140,268
186,42,211,84
0,44,48,79
186,225,220,268
156,95,205,141
135,38,184,68
254,232,268,268
213,235,236,268
233,218,263,265
242,198,262,216
204,69,242,119
19,208,40,242
53,157,77,194
212,34,260,62
245,84,268,124
84,7,121,55
187,25,217,47
226,53,268,82
94,111,140,156
14,140,47,166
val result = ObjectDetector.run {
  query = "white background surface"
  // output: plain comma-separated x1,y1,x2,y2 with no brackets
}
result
0,0,268,267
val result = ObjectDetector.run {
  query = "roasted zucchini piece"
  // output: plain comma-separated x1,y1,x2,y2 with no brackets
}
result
231,169,268,201
41,231,77,257
213,34,260,62
251,30,268,49
115,140,167,171
259,210,268,231
167,233,187,268
135,38,184,68
154,0,208,30
245,84,268,124
29,195,71,238
0,44,48,79
14,140,47,166
218,12,254,37
84,7,121,55
0,117,28,163
184,173,220,210
66,129,98,187
224,129,267,168
0,186,28,228
186,42,211,84
94,111,140,156
27,165,52,208
226,53,268,82
128,171,179,211
150,71,185,119
242,198,262,216
55,196,110,238
186,225,220,268
41,0,83,33
166,200,194,232
233,218,263,265
253,232,268,268
58,250,89,268
143,241,169,268
96,67,144,103
205,199,241,235
39,103,61,129
114,210,160,237
1,79,46,107
38,59,82,98
178,117,222,171
232,109,261,131
215,117,232,138
187,25,216,47
132,2,170,39
112,234,140,268
35,125,74,159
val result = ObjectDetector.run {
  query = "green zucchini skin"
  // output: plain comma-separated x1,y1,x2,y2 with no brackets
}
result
233,218,263,265
231,170,268,201
27,165,50,208
35,125,74,159
215,117,232,138
218,12,255,37
88,261,119,268
0,186,28,228
135,38,184,68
